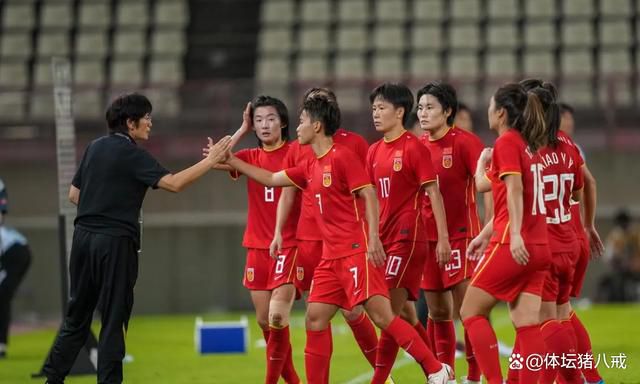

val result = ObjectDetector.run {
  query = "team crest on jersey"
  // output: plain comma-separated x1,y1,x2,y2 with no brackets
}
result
442,147,453,168
246,267,255,282
322,165,332,187
296,266,304,281
393,150,403,172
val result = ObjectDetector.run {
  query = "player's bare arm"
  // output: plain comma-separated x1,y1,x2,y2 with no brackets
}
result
228,101,253,149
225,154,292,188
504,174,529,265
582,164,604,257
158,136,232,193
68,185,79,206
424,181,451,267
270,187,296,258
357,185,386,267
475,147,493,192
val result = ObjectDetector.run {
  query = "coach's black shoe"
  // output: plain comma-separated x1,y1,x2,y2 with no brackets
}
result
0,350,6,359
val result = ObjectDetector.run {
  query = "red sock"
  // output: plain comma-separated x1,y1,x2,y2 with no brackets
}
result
464,330,481,382
346,312,379,368
264,328,299,384
434,320,456,372
266,326,292,384
414,322,433,352
305,328,332,384
384,316,442,375
570,312,602,383
262,328,270,343
506,334,520,383
546,319,582,384
371,331,400,384
463,315,503,384
426,317,437,352
516,324,544,384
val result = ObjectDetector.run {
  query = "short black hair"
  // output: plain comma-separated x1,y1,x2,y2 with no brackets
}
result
105,93,152,134
416,81,458,126
458,102,470,112
251,95,290,143
369,83,414,126
404,108,419,130
302,95,341,137
303,87,337,103
559,102,574,116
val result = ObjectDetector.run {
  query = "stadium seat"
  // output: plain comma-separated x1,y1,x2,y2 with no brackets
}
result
458,82,480,108
599,49,631,76
524,21,556,48
144,88,180,117
114,29,147,58
334,54,366,80
372,51,403,79
0,32,32,59
0,92,26,120
600,0,631,17
258,27,292,54
412,0,444,21
0,61,29,88
295,55,328,81
563,0,594,19
110,58,144,86
78,1,111,30
449,25,480,50
298,26,331,53
598,81,632,107
485,51,518,78
33,58,55,87
374,0,406,22
411,25,443,50
116,0,149,28
451,0,482,21
29,91,54,119
560,82,594,107
333,86,365,112
149,57,184,85
373,24,405,51
562,21,594,47
599,20,632,47
256,55,290,82
73,89,104,119
523,50,555,77
523,0,555,19
487,0,518,20
448,52,479,78
561,50,594,77
486,23,519,49
37,31,70,57
261,0,295,25
73,59,105,87
336,25,368,53
337,0,369,23
75,31,109,59
154,0,189,27
409,53,441,78
40,2,73,29
300,0,331,24
2,2,36,30
151,29,186,55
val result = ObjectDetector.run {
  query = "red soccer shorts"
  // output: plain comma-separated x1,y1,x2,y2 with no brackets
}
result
308,253,389,310
295,240,323,292
542,249,579,304
383,241,427,300
421,239,473,291
570,235,590,297
243,247,297,291
470,242,551,302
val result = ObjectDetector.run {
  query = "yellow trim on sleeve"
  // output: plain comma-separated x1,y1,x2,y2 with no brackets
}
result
498,171,521,179
351,183,373,194
419,178,437,187
283,171,304,190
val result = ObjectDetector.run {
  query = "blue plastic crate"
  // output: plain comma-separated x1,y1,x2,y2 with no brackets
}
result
194,316,249,354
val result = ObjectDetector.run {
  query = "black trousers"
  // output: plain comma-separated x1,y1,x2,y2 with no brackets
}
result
43,228,138,384
0,243,32,345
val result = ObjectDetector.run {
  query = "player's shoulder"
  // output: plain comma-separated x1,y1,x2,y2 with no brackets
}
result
498,129,524,145
453,127,483,144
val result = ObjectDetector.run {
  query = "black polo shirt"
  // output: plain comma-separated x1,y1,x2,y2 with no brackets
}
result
71,133,169,245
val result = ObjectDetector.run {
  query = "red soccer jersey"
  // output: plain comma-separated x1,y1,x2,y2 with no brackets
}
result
556,131,588,240
367,131,436,245
539,136,585,252
285,143,372,259
284,129,369,241
487,129,548,245
231,142,301,249
420,127,485,241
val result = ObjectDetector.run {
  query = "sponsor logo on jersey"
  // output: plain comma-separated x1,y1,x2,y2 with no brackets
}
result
296,266,304,281
246,267,255,282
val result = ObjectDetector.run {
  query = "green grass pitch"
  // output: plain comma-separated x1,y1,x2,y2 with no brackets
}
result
1,304,638,383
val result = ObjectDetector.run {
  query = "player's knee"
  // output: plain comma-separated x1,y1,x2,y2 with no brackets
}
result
269,312,287,328
367,310,392,329
305,312,328,331
256,318,269,331
428,305,452,321
341,307,363,322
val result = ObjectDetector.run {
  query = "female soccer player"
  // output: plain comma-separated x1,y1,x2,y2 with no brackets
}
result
460,83,551,384
213,95,301,384
216,95,453,384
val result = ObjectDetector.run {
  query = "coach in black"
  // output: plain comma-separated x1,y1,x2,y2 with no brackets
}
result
43,93,231,384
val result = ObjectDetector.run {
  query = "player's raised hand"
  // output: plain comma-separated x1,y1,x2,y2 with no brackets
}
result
436,239,452,268
510,233,529,265
204,136,232,165
269,232,283,259
367,235,387,267
479,147,493,166
586,225,604,258
240,102,252,133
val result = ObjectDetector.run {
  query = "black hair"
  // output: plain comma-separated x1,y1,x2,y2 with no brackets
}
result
404,108,419,130
614,209,631,230
458,102,470,112
559,102,574,116
369,83,414,126
105,93,152,134
250,95,290,144
303,87,338,103
416,81,458,126
302,95,341,137
520,78,560,148
493,83,547,151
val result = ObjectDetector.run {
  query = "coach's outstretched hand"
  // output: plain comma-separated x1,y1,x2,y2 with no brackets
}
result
204,136,232,165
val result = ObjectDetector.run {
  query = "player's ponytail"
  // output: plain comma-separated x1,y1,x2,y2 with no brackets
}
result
520,79,560,148
520,91,548,152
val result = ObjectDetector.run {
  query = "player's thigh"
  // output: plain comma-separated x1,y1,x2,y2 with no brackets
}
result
250,290,272,327
424,289,453,321
306,302,339,331
460,285,499,320
363,294,394,329
451,278,470,317
509,292,542,327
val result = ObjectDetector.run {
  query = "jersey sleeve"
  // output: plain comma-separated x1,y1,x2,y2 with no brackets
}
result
283,165,308,190
131,148,170,189
353,133,370,163
492,135,522,178
409,141,437,186
283,141,299,168
229,149,252,180
365,143,377,184
338,149,371,193
462,133,485,175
